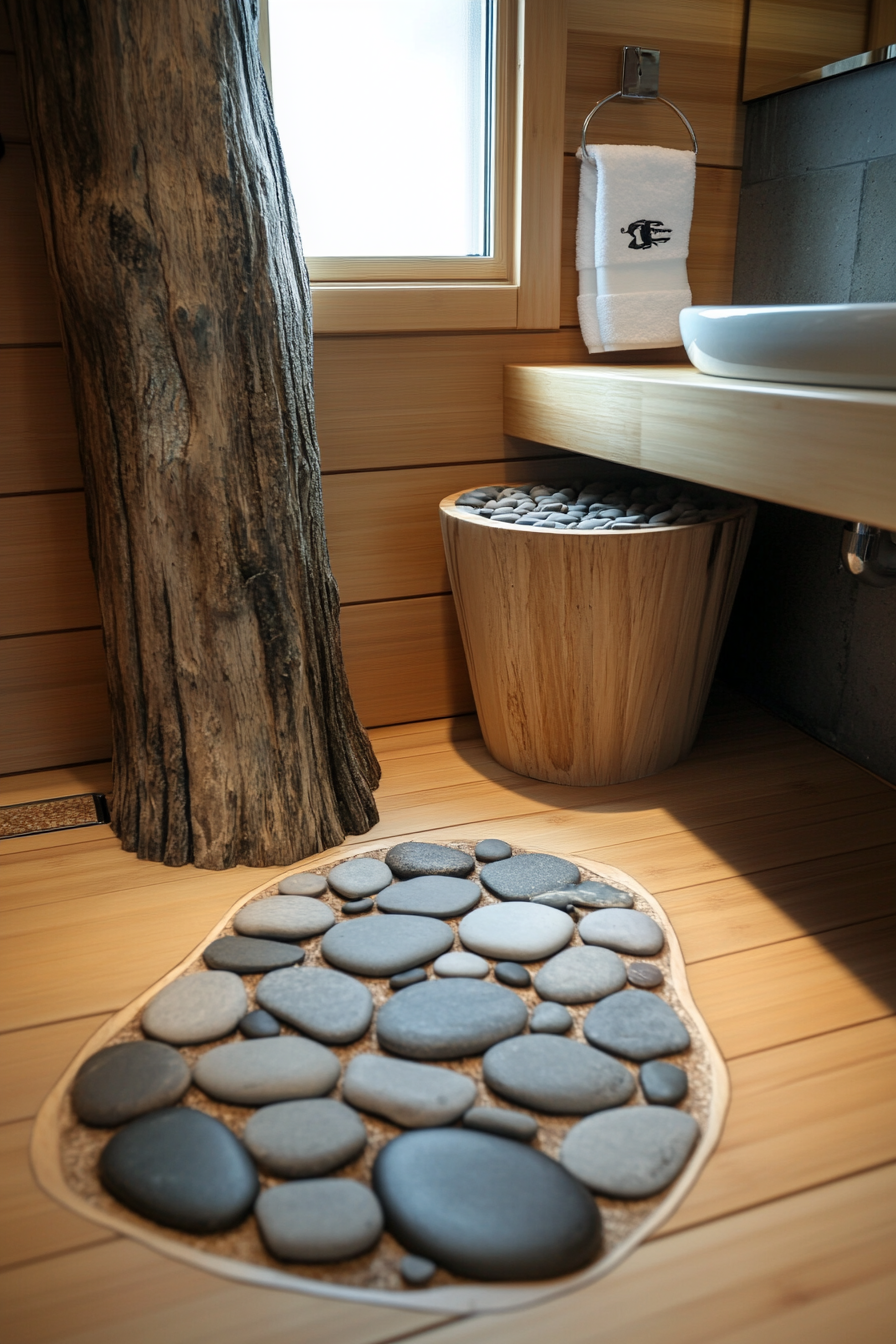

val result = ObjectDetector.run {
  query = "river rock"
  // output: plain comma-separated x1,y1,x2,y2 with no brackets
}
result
191,1037,340,1106
534,946,627,1004
579,908,665,956
583,989,691,1061
327,857,393,899
459,901,574,962
202,936,304,974
640,1060,689,1105
628,961,664,989
529,1002,573,1034
255,1179,383,1262
343,1054,476,1127
462,1107,538,1142
321,914,454,978
479,852,580,900
372,1129,601,1280
400,1254,437,1285
494,962,531,988
99,1108,258,1232
385,842,475,880
376,875,482,919
530,892,575,910
278,872,328,897
474,839,513,863
376,978,527,1060
242,1098,367,1177
256,965,374,1044
141,971,246,1045
560,1106,699,1197
569,881,634,910
389,967,427,991
72,1041,191,1127
239,1009,280,1039
433,951,489,978
234,896,335,942
341,897,374,915
483,1035,635,1113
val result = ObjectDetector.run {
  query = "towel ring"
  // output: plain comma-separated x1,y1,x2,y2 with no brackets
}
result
580,92,699,158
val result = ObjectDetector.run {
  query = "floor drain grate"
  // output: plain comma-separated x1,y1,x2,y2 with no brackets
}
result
0,793,110,840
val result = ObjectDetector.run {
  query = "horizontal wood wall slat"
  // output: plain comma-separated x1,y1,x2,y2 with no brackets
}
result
0,347,81,494
0,145,60,345
0,52,27,138
340,595,474,729
0,629,110,774
0,492,99,636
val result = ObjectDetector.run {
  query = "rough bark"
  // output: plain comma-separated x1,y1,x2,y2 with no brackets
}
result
8,0,381,867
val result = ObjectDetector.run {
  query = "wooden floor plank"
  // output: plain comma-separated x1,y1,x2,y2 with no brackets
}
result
0,1016,110,1125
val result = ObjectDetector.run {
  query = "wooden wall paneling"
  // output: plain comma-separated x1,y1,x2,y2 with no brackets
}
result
0,348,81,494
0,145,60,345
0,629,110,774
0,492,99,637
339,595,475,728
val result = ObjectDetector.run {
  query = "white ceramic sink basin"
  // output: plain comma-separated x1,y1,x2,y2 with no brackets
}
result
679,303,896,391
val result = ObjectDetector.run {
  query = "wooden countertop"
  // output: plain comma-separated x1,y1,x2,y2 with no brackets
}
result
504,364,896,530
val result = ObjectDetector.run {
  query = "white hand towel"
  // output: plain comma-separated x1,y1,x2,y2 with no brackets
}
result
576,143,696,353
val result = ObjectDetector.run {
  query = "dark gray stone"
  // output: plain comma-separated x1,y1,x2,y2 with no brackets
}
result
278,872,328,897
483,1035,635,1114
534,946,627,1004
474,839,513,862
376,978,528,1060
256,965,373,1044
255,1179,383,1262
529,892,575,910
191,1037,341,1105
239,1009,280,1038
342,1054,477,1127
569,881,634,910
389,966,427,991
327,857,393,899
99,1108,258,1232
385,842,475,880
640,1060,689,1106
433,951,489,978
479,852,580,899
141,971,246,1046
202,936,304,974
462,1106,538,1142
560,1106,699,1198
372,1129,601,1280
341,897,374,915
72,1042,191,1127
234,895,335,942
242,1098,367,1177
529,1002,573,1034
321,914,454,978
400,1254,437,1286
627,962,664,989
459,901,574,962
494,962,531,988
578,908,665,956
376,875,482,919
583,989,691,1062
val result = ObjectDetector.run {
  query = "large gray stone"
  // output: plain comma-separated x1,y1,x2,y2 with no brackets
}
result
583,990,691,1061
191,1037,340,1106
343,1054,476,1127
278,872,328,897
462,1107,538,1142
385,842,475,880
578,908,665,956
459,901,574,962
529,1002,573,1034
640,1061,689,1106
321,914,454,978
255,1179,383,1262
474,839,512,862
327,857,393,899
560,1106,699,1197
202,936,304,974
372,1129,601,1280
376,978,527,1060
376,875,482,919
99,1108,258,1233
141,971,246,1046
479,852,580,900
256,965,373,1044
242,1098,368,1177
432,951,489,978
483,1035,635,1114
534,946,627,1004
72,1042,191,1127
569,881,634,910
234,895,335,942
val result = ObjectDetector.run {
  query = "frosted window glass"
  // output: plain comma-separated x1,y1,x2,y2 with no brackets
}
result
267,0,493,257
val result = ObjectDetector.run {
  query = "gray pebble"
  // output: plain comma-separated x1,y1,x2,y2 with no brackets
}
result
256,965,373,1044
239,1009,280,1038
494,961,531,988
72,1041,191,1127
327,857,393,899
376,977,528,1060
560,1106,699,1198
474,839,513,863
322,913,454,978
583,989,691,1061
400,1254,437,1285
191,1036,341,1106
256,1179,383,1263
390,966,427,991
479,852,580,900
433,951,489,978
529,891,575,910
242,1097,367,1177
459,901,574,962
141,971,247,1046
234,895,335,942
341,897,374,915
579,908,665,956
640,1060,689,1105
278,872,328,897
569,880,634,910
462,1106,538,1142
483,1035,635,1114
385,842,475,880
628,961,664,988
202,936,304,974
529,1002,573,1034
534,946,627,1004
343,1054,476,1127
376,874,481,919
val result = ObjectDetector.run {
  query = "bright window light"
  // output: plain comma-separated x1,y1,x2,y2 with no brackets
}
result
267,0,494,257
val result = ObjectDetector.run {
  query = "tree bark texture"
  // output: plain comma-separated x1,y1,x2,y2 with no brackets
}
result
9,0,381,867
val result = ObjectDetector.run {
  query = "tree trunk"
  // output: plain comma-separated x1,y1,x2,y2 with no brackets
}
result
8,0,381,868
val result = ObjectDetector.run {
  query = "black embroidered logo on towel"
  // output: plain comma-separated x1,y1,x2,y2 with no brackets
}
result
621,219,672,250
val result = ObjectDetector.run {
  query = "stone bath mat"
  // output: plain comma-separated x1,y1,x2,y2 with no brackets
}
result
32,841,729,1314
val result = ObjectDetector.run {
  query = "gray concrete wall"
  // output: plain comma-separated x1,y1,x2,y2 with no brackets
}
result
719,59,896,784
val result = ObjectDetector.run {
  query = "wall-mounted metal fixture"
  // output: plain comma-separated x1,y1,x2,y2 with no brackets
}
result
842,522,896,586
581,46,698,156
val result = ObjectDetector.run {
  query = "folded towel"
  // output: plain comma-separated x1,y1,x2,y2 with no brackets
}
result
576,143,696,353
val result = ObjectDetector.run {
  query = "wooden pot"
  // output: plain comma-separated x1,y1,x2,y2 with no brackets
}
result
440,490,756,786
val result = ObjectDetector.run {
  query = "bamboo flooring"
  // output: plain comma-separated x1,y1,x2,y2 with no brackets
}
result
1,685,894,1342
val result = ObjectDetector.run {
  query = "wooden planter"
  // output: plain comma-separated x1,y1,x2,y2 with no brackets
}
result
440,490,756,787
